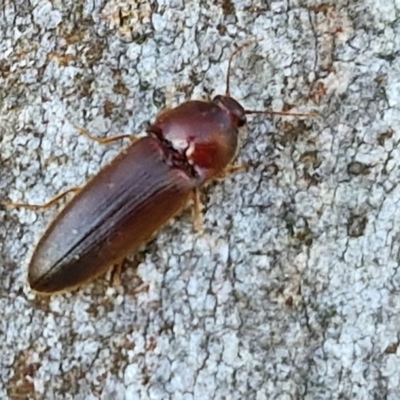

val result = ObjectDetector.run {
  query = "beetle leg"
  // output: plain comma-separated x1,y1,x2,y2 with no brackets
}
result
192,189,204,233
223,164,249,175
165,84,175,109
215,163,250,179
3,187,81,210
75,126,138,145
111,261,123,287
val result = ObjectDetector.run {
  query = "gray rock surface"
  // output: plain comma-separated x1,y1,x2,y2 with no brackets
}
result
1,0,399,399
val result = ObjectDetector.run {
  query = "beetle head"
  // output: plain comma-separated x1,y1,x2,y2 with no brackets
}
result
212,95,247,128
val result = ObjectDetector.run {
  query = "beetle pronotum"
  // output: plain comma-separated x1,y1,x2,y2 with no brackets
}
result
4,42,313,294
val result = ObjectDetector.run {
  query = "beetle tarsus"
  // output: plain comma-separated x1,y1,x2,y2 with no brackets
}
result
192,189,204,233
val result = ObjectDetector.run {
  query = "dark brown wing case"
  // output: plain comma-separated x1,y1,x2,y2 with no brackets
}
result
29,137,194,293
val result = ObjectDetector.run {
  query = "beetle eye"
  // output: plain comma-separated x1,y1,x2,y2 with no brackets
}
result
237,114,246,127
213,95,246,128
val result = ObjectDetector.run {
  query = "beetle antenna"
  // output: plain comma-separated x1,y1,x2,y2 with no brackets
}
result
225,41,258,97
226,41,318,118
245,109,319,118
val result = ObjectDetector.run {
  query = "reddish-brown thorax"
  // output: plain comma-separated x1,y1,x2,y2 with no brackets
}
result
147,95,246,183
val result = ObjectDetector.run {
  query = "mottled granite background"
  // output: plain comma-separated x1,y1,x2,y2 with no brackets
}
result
1,0,400,399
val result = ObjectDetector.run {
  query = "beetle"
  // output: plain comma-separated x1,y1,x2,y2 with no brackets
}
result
5,43,311,294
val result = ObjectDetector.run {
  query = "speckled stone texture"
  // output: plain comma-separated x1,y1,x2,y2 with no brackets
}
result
1,0,399,399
